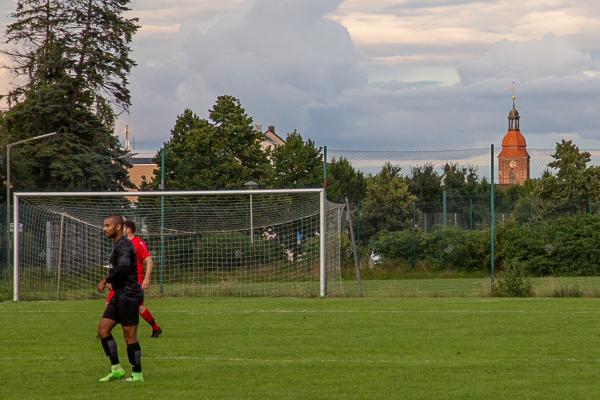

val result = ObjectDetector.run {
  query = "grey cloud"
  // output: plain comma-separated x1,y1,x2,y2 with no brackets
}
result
184,0,366,102
5,0,600,155
457,34,594,84
304,75,600,150
127,0,367,150
126,0,600,154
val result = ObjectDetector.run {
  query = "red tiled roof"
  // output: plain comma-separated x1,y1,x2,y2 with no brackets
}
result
501,130,527,147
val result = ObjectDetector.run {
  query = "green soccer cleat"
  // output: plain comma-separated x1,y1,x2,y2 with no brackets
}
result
125,372,144,382
99,364,125,382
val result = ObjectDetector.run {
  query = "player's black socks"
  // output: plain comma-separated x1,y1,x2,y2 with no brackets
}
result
101,335,120,365
127,342,142,373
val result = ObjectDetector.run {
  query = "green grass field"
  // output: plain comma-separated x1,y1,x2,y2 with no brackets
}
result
5,275,600,301
2,297,600,399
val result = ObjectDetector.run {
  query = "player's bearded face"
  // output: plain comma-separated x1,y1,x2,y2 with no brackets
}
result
103,219,119,239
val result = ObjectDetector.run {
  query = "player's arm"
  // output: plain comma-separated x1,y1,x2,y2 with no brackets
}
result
97,277,107,292
141,255,153,290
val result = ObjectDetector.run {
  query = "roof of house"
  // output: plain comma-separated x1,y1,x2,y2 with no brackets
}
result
264,129,285,146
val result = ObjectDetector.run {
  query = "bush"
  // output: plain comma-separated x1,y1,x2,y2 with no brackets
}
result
372,228,488,270
494,260,532,297
364,212,600,276
420,228,488,270
496,213,600,276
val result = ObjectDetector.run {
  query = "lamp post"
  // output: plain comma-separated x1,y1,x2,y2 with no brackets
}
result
5,132,57,270
244,181,259,245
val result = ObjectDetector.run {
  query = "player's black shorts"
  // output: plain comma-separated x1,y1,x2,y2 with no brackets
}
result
102,290,143,326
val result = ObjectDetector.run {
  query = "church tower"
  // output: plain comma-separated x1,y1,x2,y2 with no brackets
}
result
498,96,530,185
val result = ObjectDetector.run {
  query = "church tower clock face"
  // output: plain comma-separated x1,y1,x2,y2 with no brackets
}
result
509,160,517,169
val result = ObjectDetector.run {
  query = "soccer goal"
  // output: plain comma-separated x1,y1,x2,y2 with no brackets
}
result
12,189,344,301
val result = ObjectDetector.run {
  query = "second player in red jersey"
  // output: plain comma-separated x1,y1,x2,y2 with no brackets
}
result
106,220,162,337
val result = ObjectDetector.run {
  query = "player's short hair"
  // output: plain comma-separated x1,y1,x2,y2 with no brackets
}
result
105,214,124,230
124,219,136,233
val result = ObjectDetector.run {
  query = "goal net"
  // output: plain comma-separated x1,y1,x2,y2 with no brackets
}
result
12,189,344,301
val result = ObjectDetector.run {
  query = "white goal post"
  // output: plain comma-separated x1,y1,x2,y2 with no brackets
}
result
12,189,344,301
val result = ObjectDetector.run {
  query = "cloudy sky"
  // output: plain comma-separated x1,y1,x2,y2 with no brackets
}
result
2,0,600,152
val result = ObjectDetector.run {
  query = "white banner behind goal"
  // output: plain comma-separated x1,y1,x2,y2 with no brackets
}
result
13,189,344,301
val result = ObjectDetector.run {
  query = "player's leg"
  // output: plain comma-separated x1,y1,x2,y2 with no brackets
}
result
121,293,144,382
96,290,116,339
97,316,125,382
139,302,162,337
123,324,143,381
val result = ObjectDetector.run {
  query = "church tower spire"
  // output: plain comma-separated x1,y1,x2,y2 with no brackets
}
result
508,95,520,131
498,93,530,185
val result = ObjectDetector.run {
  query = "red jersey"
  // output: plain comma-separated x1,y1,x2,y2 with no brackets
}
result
131,236,150,283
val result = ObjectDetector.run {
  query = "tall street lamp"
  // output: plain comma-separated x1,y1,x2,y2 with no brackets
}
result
5,132,58,270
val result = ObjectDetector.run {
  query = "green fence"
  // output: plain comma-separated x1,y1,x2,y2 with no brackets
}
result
329,146,600,297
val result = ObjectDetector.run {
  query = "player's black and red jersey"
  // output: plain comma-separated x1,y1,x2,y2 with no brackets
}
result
105,236,141,295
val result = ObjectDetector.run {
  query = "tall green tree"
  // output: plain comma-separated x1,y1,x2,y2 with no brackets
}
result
408,164,443,211
2,0,63,103
442,163,480,197
2,77,131,191
151,96,271,190
534,140,600,216
327,157,366,204
210,96,272,187
269,130,322,189
1,0,138,192
67,0,139,121
360,162,416,240
3,0,139,120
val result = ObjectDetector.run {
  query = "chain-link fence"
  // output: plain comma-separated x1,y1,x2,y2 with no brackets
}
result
4,145,600,300
329,146,600,297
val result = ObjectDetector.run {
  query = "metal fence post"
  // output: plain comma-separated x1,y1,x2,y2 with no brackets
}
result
322,146,328,190
442,190,447,227
412,201,417,269
159,149,165,295
469,198,474,230
529,202,534,233
490,144,495,294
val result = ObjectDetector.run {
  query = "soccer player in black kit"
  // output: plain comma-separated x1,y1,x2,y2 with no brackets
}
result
97,215,144,382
